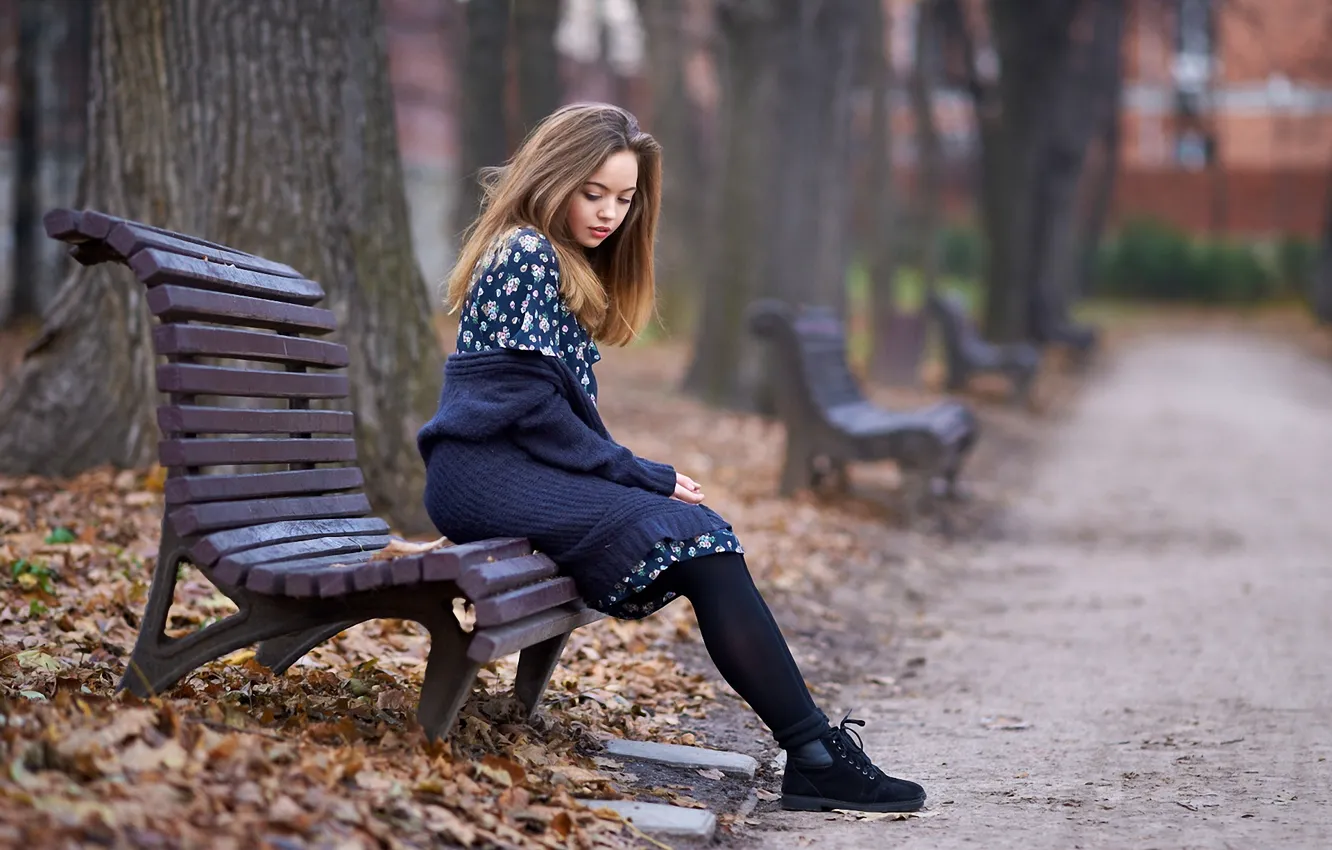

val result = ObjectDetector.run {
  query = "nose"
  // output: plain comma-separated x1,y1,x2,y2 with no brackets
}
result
597,203,614,221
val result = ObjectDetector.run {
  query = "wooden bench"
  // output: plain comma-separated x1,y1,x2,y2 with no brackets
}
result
747,299,979,509
927,292,1041,406
43,207,603,740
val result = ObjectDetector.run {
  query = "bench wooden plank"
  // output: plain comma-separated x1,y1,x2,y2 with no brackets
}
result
146,285,337,335
42,208,83,240
421,538,535,583
473,577,579,628
165,468,364,505
191,516,390,565
157,363,349,399
130,247,323,304
158,406,354,437
159,437,357,467
108,222,305,281
154,325,350,368
168,493,371,536
468,605,605,664
215,533,390,575
457,554,559,599
241,550,384,596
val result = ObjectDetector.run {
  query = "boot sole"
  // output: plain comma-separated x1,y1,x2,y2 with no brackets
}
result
780,793,926,813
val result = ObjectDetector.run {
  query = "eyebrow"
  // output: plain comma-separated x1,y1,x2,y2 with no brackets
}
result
585,181,637,195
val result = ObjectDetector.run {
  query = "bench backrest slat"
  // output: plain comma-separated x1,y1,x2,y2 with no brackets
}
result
158,406,354,437
153,325,350,368
108,222,305,281
147,286,337,334
166,469,365,506
158,437,357,468
168,493,372,536
130,248,324,304
156,363,348,399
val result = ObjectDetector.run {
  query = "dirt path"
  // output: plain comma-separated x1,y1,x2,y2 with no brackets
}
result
752,332,1332,848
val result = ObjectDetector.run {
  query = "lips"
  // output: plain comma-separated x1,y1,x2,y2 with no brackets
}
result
590,227,611,238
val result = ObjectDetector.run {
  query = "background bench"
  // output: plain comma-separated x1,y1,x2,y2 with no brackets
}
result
927,292,1041,406
43,207,603,740
747,299,979,513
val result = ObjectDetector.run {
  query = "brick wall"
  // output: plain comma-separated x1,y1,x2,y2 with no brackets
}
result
1112,167,1329,237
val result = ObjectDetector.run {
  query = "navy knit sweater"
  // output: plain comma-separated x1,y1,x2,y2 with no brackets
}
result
416,347,732,609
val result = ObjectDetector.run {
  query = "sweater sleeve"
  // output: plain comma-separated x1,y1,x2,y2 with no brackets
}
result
507,373,678,496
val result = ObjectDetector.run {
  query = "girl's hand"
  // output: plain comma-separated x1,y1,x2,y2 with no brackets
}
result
671,472,705,504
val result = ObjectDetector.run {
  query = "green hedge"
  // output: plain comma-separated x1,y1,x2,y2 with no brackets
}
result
1095,218,1314,304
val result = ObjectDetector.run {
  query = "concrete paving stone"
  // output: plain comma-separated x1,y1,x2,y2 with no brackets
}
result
580,800,717,839
604,738,759,778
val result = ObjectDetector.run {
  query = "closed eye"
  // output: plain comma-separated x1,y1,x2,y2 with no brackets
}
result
583,192,601,202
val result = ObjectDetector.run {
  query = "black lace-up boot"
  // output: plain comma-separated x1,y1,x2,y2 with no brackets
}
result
781,712,926,813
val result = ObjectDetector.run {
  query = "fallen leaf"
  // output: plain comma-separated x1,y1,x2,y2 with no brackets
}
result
16,650,61,672
755,789,781,802
696,768,725,781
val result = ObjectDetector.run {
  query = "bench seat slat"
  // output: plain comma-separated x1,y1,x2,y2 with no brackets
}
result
241,550,384,596
168,493,372,536
456,554,559,599
468,605,605,664
110,223,305,282
165,468,365,504
154,325,350,367
159,437,357,467
213,535,391,587
147,285,337,335
130,247,323,304
190,516,391,565
157,363,349,399
158,406,354,437
472,577,579,628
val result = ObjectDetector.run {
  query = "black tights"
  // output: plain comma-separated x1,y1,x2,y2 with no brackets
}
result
652,552,829,749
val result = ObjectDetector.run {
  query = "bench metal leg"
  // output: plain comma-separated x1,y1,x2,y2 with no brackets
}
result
255,620,362,674
513,631,572,719
416,611,481,741
120,529,329,697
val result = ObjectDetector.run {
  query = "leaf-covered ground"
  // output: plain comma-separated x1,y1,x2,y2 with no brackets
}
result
0,338,1043,849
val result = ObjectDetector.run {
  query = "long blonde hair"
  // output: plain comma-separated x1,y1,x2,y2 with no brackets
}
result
445,103,662,346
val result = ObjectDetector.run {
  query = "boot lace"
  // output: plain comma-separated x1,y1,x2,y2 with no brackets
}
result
828,711,886,779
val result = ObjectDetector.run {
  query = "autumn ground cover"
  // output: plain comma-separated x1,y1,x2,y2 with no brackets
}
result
0,328,1070,849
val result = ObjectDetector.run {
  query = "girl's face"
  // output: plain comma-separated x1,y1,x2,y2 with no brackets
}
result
566,150,638,249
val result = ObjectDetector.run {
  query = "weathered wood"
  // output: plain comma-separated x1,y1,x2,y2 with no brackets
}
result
421,538,535,582
168,493,371,536
457,554,559,599
130,248,323,303
153,325,350,367
108,222,304,281
158,406,354,437
156,363,348,399
213,535,390,586
191,516,390,565
473,577,579,628
158,437,357,468
165,468,364,505
146,286,337,334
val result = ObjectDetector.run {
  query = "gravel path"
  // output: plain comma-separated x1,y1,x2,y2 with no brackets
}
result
754,332,1332,848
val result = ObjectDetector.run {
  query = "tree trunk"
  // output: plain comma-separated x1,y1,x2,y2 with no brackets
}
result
861,0,913,385
1026,0,1124,340
0,0,18,327
643,0,708,335
454,0,512,239
682,0,779,407
512,0,562,143
0,0,441,534
1073,99,1121,298
910,1,944,296
1315,159,1332,325
9,0,91,325
764,0,860,311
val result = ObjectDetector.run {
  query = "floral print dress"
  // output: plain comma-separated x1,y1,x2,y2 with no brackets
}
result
456,226,743,619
